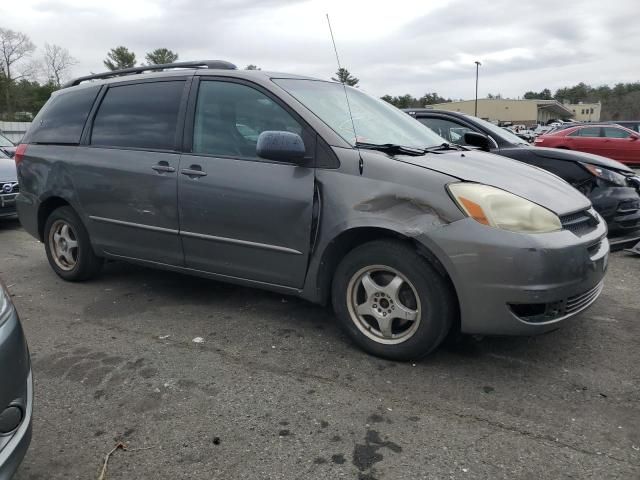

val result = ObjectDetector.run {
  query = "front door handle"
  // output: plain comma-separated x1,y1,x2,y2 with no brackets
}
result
152,162,176,173
181,165,208,177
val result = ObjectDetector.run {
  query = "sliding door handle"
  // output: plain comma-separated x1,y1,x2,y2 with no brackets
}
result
152,163,176,173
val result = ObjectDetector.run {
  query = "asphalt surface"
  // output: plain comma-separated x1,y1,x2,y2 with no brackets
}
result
1,218,639,480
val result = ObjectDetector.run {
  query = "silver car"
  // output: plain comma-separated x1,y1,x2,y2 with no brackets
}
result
15,61,608,360
0,150,19,219
0,281,33,479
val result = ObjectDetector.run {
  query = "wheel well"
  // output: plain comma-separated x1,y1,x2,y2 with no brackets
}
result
38,197,70,241
316,227,459,312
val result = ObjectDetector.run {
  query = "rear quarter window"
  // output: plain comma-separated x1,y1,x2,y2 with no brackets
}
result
25,86,100,144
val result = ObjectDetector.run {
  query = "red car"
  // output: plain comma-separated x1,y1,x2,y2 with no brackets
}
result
534,124,640,166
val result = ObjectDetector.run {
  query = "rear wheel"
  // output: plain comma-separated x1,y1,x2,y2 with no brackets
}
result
332,240,455,361
44,206,103,281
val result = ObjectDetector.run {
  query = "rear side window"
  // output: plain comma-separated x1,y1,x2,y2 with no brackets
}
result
26,86,99,144
91,81,184,150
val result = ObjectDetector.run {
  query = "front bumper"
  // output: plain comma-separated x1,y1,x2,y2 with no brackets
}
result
590,185,640,235
0,308,33,480
422,214,608,336
0,191,18,218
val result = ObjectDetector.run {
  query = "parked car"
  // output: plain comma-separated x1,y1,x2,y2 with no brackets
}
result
16,61,608,360
406,109,640,236
0,134,16,158
0,150,19,219
504,126,535,143
0,280,33,479
533,125,552,135
534,124,640,166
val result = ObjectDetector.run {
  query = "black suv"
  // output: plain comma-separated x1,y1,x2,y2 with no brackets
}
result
607,121,640,133
406,109,640,238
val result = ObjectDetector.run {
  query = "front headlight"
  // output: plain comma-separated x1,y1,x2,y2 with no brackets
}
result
580,163,627,187
448,183,562,233
0,283,13,327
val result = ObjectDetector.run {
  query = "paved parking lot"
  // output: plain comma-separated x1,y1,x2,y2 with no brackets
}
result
1,218,639,479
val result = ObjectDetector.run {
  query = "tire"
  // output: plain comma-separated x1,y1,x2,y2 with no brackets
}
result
44,206,103,281
331,240,455,361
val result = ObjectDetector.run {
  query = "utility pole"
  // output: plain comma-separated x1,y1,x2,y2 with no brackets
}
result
474,61,481,117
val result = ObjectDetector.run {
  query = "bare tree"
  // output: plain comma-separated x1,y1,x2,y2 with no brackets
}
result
0,27,36,117
43,43,77,87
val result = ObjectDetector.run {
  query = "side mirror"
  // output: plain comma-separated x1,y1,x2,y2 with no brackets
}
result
464,131,491,151
630,133,639,141
256,131,306,162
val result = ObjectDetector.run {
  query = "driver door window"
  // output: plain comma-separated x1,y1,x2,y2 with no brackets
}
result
417,118,474,146
569,127,601,137
193,81,304,160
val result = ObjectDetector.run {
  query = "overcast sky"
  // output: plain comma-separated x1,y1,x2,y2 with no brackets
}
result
1,0,638,99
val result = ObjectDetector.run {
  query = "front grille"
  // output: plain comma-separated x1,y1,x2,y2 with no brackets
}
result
617,199,640,213
560,209,598,236
0,181,19,195
509,281,604,323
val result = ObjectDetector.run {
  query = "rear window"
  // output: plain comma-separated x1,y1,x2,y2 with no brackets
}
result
91,81,184,150
26,86,100,144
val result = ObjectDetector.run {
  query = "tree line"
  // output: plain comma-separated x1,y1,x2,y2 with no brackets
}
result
380,81,640,120
523,82,640,120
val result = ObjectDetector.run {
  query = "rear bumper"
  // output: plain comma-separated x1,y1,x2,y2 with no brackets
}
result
15,193,39,239
0,309,33,480
421,215,608,336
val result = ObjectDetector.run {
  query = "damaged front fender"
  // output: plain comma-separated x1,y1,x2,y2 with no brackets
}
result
300,148,464,303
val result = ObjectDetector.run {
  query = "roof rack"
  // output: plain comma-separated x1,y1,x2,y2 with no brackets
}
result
63,60,237,88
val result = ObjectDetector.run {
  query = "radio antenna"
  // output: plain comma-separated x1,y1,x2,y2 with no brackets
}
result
326,13,363,173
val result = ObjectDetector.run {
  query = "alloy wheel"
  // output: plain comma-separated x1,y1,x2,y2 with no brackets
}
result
346,265,422,345
48,220,79,271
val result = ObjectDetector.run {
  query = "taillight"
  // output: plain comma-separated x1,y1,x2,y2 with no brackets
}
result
14,143,27,166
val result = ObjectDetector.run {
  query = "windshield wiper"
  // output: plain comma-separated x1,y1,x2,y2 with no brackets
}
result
355,142,427,157
424,142,468,152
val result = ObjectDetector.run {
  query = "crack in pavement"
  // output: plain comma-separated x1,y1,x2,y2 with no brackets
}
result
85,325,639,469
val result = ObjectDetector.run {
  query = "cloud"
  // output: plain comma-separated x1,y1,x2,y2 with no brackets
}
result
0,0,637,98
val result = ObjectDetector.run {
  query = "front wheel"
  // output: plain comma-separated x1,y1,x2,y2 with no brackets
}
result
44,206,103,281
332,240,456,361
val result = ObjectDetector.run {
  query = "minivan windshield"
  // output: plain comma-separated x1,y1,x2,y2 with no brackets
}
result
274,79,447,149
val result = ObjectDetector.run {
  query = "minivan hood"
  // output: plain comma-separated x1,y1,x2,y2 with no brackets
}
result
521,146,633,173
393,150,591,215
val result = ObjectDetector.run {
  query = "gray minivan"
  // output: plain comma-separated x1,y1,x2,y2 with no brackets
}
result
15,61,608,360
